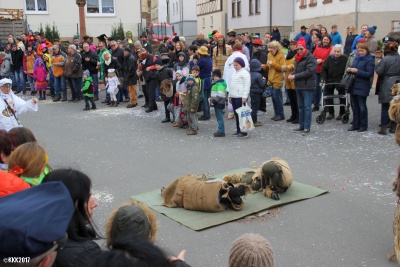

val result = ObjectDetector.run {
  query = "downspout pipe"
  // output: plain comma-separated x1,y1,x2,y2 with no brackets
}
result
355,0,359,30
269,0,272,33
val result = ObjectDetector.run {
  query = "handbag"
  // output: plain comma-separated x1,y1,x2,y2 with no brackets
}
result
235,104,255,133
340,73,355,91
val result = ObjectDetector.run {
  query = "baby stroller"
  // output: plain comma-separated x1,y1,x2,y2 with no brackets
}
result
316,83,350,124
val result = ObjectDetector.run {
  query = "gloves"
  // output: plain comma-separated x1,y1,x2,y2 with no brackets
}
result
271,192,280,200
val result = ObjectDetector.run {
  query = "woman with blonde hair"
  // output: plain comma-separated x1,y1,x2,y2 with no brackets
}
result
263,41,285,121
7,142,50,186
169,41,188,68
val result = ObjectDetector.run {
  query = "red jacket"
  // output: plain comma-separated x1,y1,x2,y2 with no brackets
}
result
0,170,30,197
313,45,332,73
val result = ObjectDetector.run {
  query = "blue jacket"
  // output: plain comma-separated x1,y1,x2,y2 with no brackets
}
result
330,32,342,46
294,32,312,50
351,53,375,97
190,56,212,90
249,59,265,94
351,34,364,52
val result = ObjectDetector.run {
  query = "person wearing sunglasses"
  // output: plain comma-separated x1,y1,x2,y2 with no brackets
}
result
0,182,74,267
288,38,317,136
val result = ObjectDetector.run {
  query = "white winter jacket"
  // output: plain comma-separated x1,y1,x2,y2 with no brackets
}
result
229,68,251,99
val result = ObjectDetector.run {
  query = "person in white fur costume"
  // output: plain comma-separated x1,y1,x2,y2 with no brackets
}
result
0,78,38,131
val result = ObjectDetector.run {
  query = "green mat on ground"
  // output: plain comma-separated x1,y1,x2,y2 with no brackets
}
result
131,168,328,231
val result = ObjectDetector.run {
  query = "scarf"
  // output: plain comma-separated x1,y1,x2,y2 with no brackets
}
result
286,49,297,60
295,49,308,62
105,58,111,66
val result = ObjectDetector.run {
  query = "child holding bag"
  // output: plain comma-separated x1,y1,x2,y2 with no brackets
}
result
229,57,251,138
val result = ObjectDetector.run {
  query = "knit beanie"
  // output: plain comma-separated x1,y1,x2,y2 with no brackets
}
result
212,69,222,78
186,74,196,83
83,69,91,77
296,37,306,48
233,57,245,68
153,57,163,66
229,233,274,267
367,26,377,36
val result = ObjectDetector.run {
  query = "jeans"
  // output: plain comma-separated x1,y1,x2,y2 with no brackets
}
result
84,96,95,108
188,111,198,131
296,90,313,130
155,86,160,99
381,103,390,126
202,89,211,118
27,75,35,92
250,92,262,122
214,107,225,133
49,67,55,96
271,88,284,117
54,76,66,98
350,94,368,129
13,67,25,92
313,73,322,108
231,97,244,133
67,77,83,100
91,73,99,98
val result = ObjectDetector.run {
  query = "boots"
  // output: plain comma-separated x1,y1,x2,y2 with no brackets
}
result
390,121,397,133
110,101,115,107
378,125,387,135
83,105,90,111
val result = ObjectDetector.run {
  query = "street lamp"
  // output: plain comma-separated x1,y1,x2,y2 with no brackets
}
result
76,0,87,39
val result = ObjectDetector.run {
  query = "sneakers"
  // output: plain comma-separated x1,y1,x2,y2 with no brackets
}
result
273,115,285,121
187,129,197,135
237,132,248,138
254,121,262,127
172,122,181,127
326,114,334,120
301,129,311,136
126,104,137,108
83,106,90,111
336,114,344,120
291,118,299,124
61,97,67,102
257,110,266,116
293,128,304,133
213,132,225,137
161,118,171,123
198,116,210,121
312,106,319,112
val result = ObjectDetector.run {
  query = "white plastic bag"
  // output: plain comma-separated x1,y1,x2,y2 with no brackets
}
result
235,105,255,133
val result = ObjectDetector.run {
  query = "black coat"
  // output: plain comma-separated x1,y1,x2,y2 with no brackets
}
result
344,34,357,56
320,55,348,84
80,50,99,74
123,53,139,85
53,239,101,267
292,51,317,90
103,58,122,80
142,54,157,82
110,47,124,71
157,66,173,101
11,48,24,70
251,49,268,79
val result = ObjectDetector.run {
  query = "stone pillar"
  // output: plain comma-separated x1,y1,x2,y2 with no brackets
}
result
76,0,87,39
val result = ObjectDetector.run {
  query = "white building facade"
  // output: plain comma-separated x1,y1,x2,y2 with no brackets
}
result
228,0,294,38
168,0,197,37
0,0,142,40
196,0,228,37
295,0,400,40
151,0,168,24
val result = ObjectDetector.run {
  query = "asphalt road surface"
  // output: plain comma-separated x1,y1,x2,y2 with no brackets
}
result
21,91,399,267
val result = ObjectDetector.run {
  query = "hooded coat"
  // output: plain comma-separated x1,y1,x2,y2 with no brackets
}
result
375,54,400,104
173,52,188,72
1,53,11,77
292,50,317,90
250,59,265,94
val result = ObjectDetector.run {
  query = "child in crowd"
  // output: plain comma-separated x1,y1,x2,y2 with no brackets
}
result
173,52,188,72
106,69,120,107
155,58,174,123
249,59,266,127
209,69,227,137
190,65,202,112
33,58,48,100
183,75,200,135
172,70,187,128
81,69,96,111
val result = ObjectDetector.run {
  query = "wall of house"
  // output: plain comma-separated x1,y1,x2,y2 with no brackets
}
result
294,0,400,40
168,0,196,36
197,0,227,36
0,0,142,40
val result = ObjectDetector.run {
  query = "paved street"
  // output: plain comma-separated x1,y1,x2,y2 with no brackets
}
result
21,90,399,267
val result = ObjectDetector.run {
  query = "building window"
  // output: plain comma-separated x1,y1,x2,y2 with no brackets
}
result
210,16,213,27
87,0,116,16
237,0,241,17
25,0,48,14
202,18,205,28
176,1,179,13
249,0,254,15
232,0,236,17
256,0,260,13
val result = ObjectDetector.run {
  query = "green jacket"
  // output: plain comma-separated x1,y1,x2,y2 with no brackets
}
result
210,79,227,109
183,83,200,112
81,76,94,97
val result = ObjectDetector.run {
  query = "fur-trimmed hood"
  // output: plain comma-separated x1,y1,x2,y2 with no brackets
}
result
105,200,158,247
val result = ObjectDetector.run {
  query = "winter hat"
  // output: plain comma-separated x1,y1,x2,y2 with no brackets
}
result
296,37,306,48
83,69,90,77
178,52,186,57
40,43,47,49
173,36,180,43
186,74,196,83
108,68,116,74
212,69,222,78
175,70,184,77
234,57,245,68
367,26,377,36
357,38,367,44
153,57,163,66
0,78,12,87
252,39,262,46
229,233,274,267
